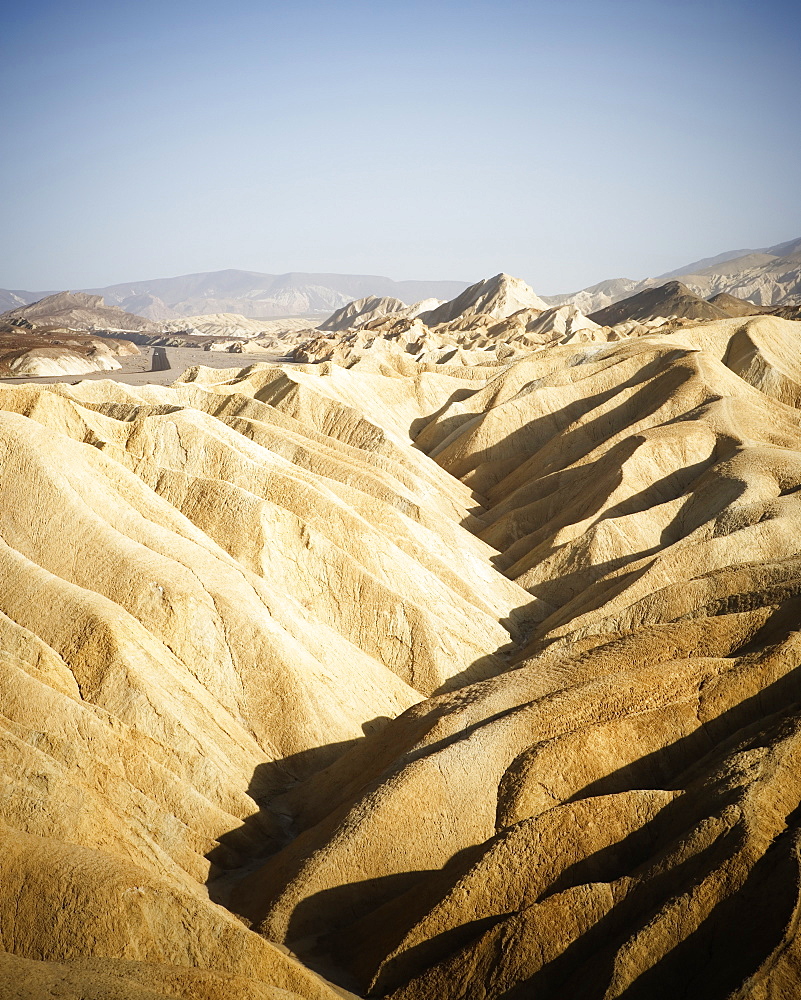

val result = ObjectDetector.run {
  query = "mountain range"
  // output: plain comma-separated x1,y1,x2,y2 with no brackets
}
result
0,272,471,321
2,236,799,323
545,236,801,312
0,291,153,332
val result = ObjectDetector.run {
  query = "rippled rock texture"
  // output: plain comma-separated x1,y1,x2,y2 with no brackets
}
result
1,314,801,998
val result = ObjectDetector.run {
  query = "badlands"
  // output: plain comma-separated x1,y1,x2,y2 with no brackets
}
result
0,296,311,380
0,321,142,379
1,271,801,999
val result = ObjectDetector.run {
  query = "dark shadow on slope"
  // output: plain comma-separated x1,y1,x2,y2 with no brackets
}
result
204,603,801,995
540,795,801,1000
358,614,801,993
532,656,801,904
484,437,646,566
490,448,726,575
535,665,801,903
371,655,801,996
369,823,746,1000
498,829,740,1000
608,811,800,1000
403,350,753,672
509,559,658,659
445,459,741,685
282,873,440,991
436,351,699,519
286,843,490,992
286,872,430,947
373,913,510,993
283,869,431,993
561,623,801,809
480,550,660,673
202,335,799,987
507,475,753,653
498,704,801,998
205,721,387,906
408,386,481,442
429,633,523,696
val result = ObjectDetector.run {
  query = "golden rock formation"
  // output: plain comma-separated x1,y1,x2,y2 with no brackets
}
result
1,312,800,997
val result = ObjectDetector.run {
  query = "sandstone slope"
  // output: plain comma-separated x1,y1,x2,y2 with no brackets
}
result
0,351,532,996
234,314,801,999
1,311,801,997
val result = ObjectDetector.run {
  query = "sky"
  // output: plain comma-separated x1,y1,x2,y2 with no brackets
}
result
1,0,799,294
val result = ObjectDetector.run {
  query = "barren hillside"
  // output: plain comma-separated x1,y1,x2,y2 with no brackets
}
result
1,292,153,332
547,236,801,312
1,307,801,998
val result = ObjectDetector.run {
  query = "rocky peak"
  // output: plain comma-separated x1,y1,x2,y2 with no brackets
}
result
420,273,549,326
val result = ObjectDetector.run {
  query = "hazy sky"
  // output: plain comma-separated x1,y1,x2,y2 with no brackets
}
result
2,0,799,293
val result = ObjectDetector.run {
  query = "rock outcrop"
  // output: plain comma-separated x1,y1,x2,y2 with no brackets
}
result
292,282,604,365
420,272,548,325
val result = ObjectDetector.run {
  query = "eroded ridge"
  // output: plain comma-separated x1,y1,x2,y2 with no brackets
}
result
1,313,800,998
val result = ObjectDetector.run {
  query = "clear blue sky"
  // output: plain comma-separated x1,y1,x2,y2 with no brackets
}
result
1,0,799,293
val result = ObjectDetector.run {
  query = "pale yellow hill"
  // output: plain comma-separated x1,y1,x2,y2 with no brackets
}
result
0,349,532,996
231,315,801,999
1,312,801,997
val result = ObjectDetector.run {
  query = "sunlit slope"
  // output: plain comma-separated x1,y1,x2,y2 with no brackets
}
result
0,312,800,998
232,315,801,999
0,361,528,998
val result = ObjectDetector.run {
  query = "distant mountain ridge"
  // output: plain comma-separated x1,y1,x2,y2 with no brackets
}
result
2,236,799,320
546,236,801,312
0,271,472,321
